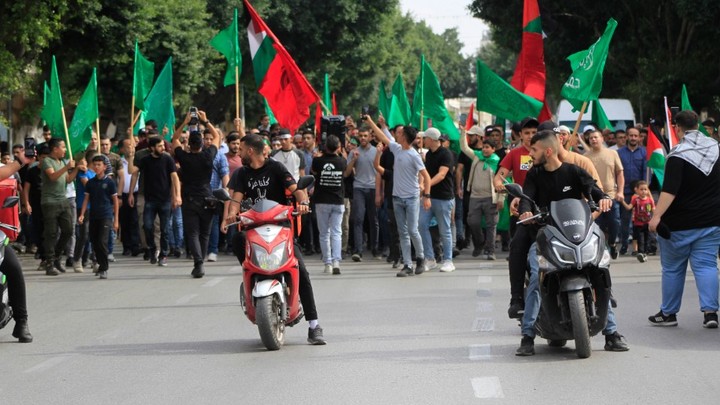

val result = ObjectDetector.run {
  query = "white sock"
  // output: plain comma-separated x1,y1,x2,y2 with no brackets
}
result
309,320,318,329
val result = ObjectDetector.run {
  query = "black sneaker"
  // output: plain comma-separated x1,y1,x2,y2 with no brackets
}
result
648,311,678,326
191,264,205,279
143,249,150,261
414,258,425,275
307,326,326,345
396,265,413,277
97,270,108,280
65,257,74,267
150,252,158,265
703,312,718,329
508,298,525,319
351,253,362,262
609,245,618,260
53,259,66,273
515,335,535,356
604,332,629,351
12,320,33,343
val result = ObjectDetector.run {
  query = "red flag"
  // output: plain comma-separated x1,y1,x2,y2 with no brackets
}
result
331,93,337,115
466,103,475,131
664,97,679,148
314,102,322,138
244,0,319,131
510,0,547,116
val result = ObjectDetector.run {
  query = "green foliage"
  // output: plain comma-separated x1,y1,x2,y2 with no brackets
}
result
469,0,720,120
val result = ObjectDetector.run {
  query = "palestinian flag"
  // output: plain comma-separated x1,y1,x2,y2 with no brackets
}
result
646,124,666,186
244,0,319,131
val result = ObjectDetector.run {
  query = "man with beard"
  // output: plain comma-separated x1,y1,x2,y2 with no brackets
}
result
226,134,326,345
617,127,647,255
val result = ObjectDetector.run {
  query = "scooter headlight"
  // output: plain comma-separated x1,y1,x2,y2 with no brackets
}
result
599,249,611,268
251,243,287,271
551,240,576,264
581,234,599,263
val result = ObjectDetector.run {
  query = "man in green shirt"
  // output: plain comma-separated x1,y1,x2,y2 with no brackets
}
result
40,138,82,275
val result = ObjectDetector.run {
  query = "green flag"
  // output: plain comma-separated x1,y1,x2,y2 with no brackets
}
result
561,18,618,111
41,56,66,140
323,73,331,114
681,84,710,136
388,73,411,127
476,59,543,122
411,56,459,151
67,68,99,155
133,40,155,111
143,58,175,140
264,98,278,125
378,80,391,119
209,8,241,87
591,99,614,131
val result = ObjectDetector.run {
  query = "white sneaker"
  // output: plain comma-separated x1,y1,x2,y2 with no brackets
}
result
108,253,116,262
424,258,438,272
440,261,455,272
324,264,333,274
73,260,84,273
207,253,218,262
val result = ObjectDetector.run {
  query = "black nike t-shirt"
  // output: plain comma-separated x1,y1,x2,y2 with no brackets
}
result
519,163,604,214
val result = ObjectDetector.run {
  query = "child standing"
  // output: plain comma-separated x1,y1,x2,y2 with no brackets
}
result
78,156,119,279
621,180,655,262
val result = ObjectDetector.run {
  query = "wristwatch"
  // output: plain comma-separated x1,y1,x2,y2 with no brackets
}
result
422,194,431,198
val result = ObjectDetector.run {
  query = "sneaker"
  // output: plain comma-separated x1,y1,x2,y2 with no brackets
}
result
158,257,168,267
307,326,326,345
619,246,628,256
472,249,482,258
486,253,496,261
609,245,618,260
174,248,183,258
12,320,33,343
332,261,341,275
637,253,647,263
424,258,438,272
65,257,74,267
604,332,629,351
97,270,108,280
648,311,678,326
207,253,217,262
351,253,362,262
439,260,455,272
397,265,414,277
53,259,66,273
191,264,205,279
44,261,60,276
415,258,425,275
515,335,535,356
73,260,84,273
392,259,399,269
508,297,525,319
108,253,116,262
143,250,150,261
92,262,100,274
150,252,158,265
323,264,332,274
703,312,719,329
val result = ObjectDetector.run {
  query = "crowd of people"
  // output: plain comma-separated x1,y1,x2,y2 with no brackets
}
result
3,107,719,348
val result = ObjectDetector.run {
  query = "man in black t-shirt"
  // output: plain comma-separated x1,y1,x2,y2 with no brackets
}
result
173,110,219,278
225,134,325,346
419,128,456,273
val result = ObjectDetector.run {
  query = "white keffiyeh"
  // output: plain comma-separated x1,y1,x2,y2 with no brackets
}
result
667,130,720,176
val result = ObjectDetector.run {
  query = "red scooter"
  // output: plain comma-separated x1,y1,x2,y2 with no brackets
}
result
214,176,313,350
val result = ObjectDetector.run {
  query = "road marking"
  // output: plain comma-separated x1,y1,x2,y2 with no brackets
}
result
472,318,495,332
202,277,225,287
476,289,492,298
175,294,198,305
468,344,493,360
477,276,492,284
140,313,162,323
471,377,505,399
24,355,75,374
97,328,123,340
476,302,494,313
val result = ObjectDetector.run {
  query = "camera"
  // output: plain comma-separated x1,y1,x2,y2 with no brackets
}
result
189,106,199,126
321,115,346,146
24,137,36,158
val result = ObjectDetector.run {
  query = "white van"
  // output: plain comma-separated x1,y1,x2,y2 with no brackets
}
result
556,98,636,131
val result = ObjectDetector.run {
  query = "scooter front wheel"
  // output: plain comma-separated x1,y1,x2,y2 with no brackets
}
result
568,290,591,358
256,295,285,350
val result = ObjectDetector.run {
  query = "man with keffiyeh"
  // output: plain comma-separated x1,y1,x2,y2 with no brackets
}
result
648,110,720,329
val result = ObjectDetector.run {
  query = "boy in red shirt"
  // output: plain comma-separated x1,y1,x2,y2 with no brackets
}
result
621,180,655,262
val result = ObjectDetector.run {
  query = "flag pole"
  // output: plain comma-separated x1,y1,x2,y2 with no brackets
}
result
240,83,245,123
570,101,588,149
235,66,240,119
130,97,135,134
61,107,73,159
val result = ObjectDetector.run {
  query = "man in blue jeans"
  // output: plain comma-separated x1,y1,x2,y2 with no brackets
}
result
345,128,378,262
365,116,431,277
648,110,720,328
515,130,629,356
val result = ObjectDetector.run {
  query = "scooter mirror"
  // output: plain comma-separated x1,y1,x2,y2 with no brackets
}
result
2,196,19,208
504,183,524,199
212,188,231,202
296,176,315,191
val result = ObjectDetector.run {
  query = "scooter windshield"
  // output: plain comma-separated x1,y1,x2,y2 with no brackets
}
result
250,199,280,213
549,199,592,245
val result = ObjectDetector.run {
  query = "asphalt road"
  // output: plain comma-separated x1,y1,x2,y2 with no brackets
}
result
2,248,718,404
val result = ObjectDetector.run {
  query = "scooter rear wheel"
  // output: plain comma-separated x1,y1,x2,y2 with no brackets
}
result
568,290,592,358
256,295,285,350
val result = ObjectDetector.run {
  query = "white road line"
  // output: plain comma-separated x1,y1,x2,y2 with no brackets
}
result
476,289,492,298
468,344,493,360
477,276,492,284
24,355,75,374
471,377,505,399
476,302,494,313
472,318,495,332
202,277,225,287
175,294,198,305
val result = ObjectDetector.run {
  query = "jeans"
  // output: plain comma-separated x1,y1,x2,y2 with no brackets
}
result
393,196,424,267
168,206,184,250
315,203,344,264
595,199,621,247
521,242,618,338
143,200,171,258
352,188,378,255
73,206,90,262
65,198,77,258
208,212,220,255
657,226,720,315
454,194,465,243
620,194,633,250
419,198,454,262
